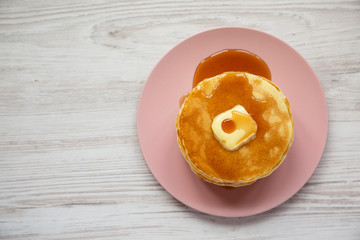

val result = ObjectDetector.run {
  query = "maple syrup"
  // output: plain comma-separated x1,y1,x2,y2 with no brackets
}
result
221,119,236,134
193,49,271,87
179,94,188,107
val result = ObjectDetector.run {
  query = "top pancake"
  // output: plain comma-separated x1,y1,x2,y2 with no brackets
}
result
176,72,294,186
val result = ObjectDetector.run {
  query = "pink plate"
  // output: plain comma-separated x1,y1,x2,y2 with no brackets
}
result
137,27,328,217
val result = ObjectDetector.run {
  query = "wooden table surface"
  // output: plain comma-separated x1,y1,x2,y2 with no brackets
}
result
1,0,359,239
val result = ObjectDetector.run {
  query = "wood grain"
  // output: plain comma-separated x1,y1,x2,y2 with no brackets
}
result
0,0,359,239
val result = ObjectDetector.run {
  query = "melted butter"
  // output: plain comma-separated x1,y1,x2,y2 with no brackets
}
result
213,104,258,151
231,110,258,145
221,110,257,137
193,49,271,87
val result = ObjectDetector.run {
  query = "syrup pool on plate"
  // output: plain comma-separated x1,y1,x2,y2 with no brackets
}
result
179,49,271,107
193,49,271,87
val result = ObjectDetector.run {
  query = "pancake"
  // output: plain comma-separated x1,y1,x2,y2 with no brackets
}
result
176,72,294,187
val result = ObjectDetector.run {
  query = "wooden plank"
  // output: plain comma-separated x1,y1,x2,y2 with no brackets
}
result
0,0,359,239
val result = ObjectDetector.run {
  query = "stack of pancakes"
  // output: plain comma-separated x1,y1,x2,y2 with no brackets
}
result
176,72,294,187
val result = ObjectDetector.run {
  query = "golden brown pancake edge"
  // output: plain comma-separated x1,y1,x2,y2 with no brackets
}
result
176,72,294,187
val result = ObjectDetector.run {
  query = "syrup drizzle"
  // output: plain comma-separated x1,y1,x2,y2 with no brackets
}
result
193,49,271,87
221,118,236,134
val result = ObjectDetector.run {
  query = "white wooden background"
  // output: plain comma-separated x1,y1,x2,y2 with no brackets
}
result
0,0,359,239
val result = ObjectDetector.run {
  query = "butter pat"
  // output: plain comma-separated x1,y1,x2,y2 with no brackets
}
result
212,105,258,151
